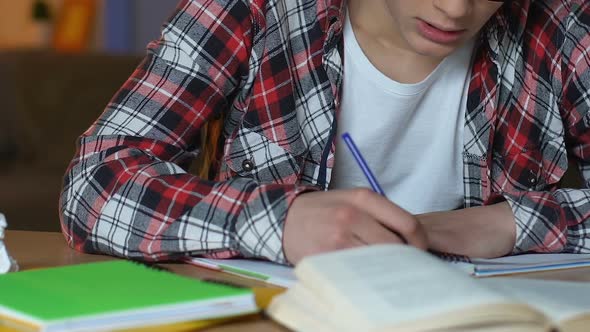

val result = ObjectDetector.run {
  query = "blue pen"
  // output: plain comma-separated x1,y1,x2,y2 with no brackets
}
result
341,133,386,196
341,132,409,244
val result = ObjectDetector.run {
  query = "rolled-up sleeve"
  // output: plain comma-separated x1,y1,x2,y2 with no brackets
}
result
506,3,590,254
59,0,313,264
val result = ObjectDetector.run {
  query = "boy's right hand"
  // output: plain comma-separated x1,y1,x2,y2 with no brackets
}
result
283,188,428,264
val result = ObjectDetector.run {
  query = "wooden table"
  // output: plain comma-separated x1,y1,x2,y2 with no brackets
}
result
5,231,590,331
4,230,287,332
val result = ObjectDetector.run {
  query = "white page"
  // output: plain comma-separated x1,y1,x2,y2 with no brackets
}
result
267,284,356,332
482,278,590,323
296,245,517,329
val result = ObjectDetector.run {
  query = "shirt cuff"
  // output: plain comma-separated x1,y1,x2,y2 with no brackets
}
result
502,191,567,254
236,184,318,264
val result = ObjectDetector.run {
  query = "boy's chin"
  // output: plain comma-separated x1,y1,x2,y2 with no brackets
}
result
408,36,463,59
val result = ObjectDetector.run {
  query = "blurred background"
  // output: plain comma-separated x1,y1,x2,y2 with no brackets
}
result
0,0,178,232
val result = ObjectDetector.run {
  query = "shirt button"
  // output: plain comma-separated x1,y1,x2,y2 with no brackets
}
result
528,171,538,186
242,159,255,172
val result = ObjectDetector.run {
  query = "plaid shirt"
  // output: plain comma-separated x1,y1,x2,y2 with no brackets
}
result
60,0,590,263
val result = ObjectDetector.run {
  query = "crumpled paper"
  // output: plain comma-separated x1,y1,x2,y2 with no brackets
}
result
0,213,18,273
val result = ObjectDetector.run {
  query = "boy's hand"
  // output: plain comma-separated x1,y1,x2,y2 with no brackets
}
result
418,202,516,258
283,189,428,264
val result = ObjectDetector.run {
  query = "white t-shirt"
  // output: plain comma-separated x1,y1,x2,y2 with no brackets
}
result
330,15,475,214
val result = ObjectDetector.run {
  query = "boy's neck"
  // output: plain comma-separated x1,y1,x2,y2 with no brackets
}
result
347,0,444,84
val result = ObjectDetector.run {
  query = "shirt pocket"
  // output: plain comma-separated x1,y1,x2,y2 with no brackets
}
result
224,126,303,184
493,138,567,192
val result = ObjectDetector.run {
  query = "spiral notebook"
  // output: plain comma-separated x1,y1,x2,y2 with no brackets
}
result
439,252,590,277
0,260,257,332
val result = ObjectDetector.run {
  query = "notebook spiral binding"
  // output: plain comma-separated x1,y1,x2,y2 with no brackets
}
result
131,261,246,289
127,260,175,273
429,250,472,264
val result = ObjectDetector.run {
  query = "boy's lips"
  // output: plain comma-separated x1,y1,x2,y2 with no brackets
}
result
416,19,466,44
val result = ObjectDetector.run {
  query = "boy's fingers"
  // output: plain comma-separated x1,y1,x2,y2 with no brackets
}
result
347,189,428,249
351,218,405,245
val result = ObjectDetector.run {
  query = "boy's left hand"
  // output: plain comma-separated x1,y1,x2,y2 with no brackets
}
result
417,202,516,258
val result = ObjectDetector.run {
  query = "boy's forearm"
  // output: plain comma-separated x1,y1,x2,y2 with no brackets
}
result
417,202,516,258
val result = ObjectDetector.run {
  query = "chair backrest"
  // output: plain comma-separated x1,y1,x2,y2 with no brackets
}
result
0,51,141,232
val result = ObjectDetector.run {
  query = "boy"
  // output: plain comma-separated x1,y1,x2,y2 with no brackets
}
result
60,0,590,264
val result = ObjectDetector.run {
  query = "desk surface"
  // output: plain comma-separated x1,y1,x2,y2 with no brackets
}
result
5,231,590,331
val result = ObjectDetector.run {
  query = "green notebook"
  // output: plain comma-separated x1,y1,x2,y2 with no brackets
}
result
0,260,257,332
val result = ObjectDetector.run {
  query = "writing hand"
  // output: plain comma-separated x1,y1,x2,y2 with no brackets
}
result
283,188,428,264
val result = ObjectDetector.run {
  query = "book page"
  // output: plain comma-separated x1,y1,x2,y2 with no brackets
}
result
267,284,353,332
482,278,590,323
296,245,522,329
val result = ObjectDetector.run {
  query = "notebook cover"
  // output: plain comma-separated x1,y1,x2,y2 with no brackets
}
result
0,260,252,322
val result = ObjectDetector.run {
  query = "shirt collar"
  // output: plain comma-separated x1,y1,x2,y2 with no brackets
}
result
319,0,346,34
322,0,531,60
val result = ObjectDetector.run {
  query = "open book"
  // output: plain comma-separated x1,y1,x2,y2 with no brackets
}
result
267,244,590,332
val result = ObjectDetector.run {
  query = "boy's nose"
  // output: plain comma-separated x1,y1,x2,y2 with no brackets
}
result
433,0,472,19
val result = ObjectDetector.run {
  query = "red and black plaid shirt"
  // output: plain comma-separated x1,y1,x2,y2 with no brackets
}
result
60,0,590,263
